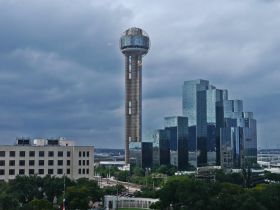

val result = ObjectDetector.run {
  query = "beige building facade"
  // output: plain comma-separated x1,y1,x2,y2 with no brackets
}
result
0,138,94,182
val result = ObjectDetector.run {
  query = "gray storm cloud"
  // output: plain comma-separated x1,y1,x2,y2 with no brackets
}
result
0,0,279,148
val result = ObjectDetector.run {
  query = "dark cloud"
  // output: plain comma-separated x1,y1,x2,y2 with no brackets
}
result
0,0,279,148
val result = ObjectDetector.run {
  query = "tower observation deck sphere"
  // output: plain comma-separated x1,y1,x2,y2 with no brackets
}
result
120,27,150,56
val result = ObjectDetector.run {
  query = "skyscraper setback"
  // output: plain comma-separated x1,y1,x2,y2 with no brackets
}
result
183,79,257,168
120,28,150,164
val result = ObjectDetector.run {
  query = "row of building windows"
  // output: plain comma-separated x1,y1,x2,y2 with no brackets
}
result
79,151,90,157
0,168,71,175
78,160,90,166
0,159,71,166
78,168,90,174
0,150,71,157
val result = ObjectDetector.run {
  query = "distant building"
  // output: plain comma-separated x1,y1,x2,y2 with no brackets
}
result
164,116,188,170
183,79,228,167
104,195,159,210
144,129,171,167
0,137,94,182
183,79,257,169
141,79,257,170
142,142,153,169
128,142,142,167
217,100,257,168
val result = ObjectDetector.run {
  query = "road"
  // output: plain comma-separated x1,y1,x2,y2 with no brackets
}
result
93,176,141,193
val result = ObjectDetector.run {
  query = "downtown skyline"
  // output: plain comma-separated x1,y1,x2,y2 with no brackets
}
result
0,0,279,149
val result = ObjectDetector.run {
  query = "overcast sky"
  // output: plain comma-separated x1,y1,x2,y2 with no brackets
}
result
0,0,279,148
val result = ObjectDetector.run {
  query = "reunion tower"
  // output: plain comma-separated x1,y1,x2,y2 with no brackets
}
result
120,27,150,164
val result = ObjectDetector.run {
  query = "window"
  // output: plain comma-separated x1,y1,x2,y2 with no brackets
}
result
78,169,81,174
39,160,44,166
19,151,25,157
29,169,34,175
57,169,63,174
48,169,53,175
29,151,35,157
9,169,15,175
86,169,89,174
39,151,44,157
67,160,70,166
67,151,71,157
0,160,5,166
19,160,25,166
48,151,54,157
48,160,54,166
67,168,70,174
19,169,25,175
38,169,44,175
9,160,15,166
0,151,5,157
10,151,15,157
79,160,81,166
87,151,90,157
83,160,85,166
83,151,85,157
57,160,63,166
58,151,63,157
128,101,132,114
0,170,4,175
82,169,85,174
29,160,35,166
87,160,89,166
79,151,81,157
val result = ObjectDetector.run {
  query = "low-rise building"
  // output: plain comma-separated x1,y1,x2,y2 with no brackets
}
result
104,195,159,210
0,137,94,182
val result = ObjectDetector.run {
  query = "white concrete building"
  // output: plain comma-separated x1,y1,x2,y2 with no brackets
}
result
104,195,159,210
0,137,94,182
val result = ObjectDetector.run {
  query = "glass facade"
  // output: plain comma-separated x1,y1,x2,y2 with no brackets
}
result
129,142,142,167
182,80,209,126
142,142,153,169
219,100,257,168
183,80,257,168
120,35,149,50
183,80,228,166
164,116,188,170
188,126,197,167
149,129,171,166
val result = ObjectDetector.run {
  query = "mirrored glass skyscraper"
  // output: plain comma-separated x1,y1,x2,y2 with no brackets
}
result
183,80,228,166
164,116,188,170
218,101,257,168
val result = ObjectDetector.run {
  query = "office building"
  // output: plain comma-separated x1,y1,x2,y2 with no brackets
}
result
164,116,188,170
218,100,257,168
145,129,171,167
128,142,142,167
182,80,227,166
142,142,153,169
183,79,257,168
120,27,150,164
0,137,94,182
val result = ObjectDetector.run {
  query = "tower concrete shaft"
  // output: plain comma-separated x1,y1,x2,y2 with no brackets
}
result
125,55,142,163
120,27,150,165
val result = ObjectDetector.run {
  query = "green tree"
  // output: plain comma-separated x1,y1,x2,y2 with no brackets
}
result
0,194,20,210
132,166,145,177
66,179,102,209
9,175,44,204
103,184,126,195
21,199,54,210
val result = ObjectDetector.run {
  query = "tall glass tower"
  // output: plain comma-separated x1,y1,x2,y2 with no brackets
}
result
120,27,150,164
